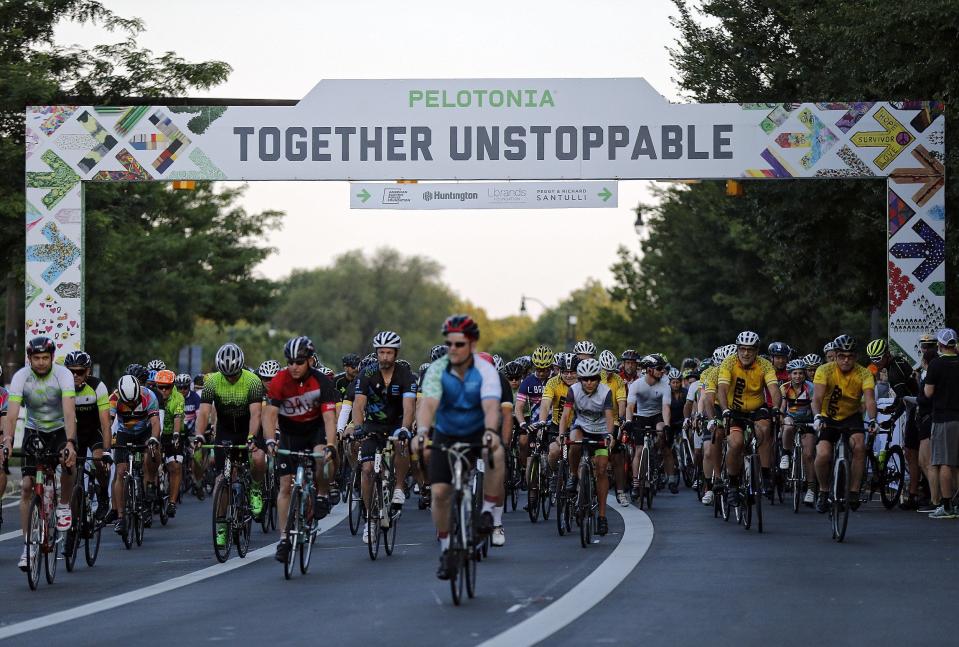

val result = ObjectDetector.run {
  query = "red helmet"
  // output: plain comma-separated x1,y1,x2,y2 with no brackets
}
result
442,314,480,341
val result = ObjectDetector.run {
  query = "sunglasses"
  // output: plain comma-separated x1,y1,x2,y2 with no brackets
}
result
836,352,855,360
579,376,600,383
157,385,173,390
288,359,308,366
445,341,468,348
68,368,87,376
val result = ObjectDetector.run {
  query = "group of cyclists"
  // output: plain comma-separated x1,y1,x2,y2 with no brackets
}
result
0,315,948,589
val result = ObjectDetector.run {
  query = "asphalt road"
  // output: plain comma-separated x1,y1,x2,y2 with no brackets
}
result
1,482,955,646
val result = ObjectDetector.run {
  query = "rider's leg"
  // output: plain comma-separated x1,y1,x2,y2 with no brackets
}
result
814,439,834,492
594,453,609,516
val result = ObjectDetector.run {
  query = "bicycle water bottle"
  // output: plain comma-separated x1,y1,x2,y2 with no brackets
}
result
43,480,55,518
878,448,887,469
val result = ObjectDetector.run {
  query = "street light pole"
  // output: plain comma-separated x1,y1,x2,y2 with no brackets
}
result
566,313,578,351
520,295,548,314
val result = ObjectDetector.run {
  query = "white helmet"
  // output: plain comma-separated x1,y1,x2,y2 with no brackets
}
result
147,359,166,371
372,330,402,349
573,340,596,356
258,359,281,379
832,334,856,352
735,331,760,347
599,349,618,372
215,342,245,377
667,368,682,380
117,374,141,404
576,358,601,378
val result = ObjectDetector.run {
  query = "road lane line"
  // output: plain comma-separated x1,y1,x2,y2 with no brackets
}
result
0,506,347,639
1,530,20,542
478,497,653,647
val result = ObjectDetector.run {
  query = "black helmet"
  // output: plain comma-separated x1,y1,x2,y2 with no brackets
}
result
341,353,361,368
26,336,56,356
193,374,205,388
64,350,92,368
768,341,790,357
284,336,315,362
503,361,524,380
125,363,149,383
429,344,448,361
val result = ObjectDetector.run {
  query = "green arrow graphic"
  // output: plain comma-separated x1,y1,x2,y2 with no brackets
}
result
27,150,81,209
356,188,371,203
598,187,612,202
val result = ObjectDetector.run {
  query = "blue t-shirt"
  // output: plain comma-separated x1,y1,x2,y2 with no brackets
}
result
421,355,501,437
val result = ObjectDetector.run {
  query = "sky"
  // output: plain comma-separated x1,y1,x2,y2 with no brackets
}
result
55,0,684,318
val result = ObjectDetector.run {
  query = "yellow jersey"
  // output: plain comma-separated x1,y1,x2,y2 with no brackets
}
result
814,362,874,421
718,355,778,412
700,366,719,394
542,375,573,424
602,371,628,403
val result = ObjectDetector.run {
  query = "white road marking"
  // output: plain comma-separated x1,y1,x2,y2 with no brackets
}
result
0,506,347,639
3,499,18,509
0,530,21,542
478,497,653,647
506,604,523,614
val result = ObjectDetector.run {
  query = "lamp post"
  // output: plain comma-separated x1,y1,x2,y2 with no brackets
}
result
566,314,578,351
520,295,548,315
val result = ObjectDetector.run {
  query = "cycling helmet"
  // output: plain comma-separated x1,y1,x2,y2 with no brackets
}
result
319,366,335,378
573,340,596,356
599,349,618,372
174,373,192,389
147,359,166,371
735,331,760,347
667,367,682,380
531,345,553,369
918,333,937,347
372,330,402,350
682,368,700,380
442,314,480,340
396,359,411,370
681,357,699,370
767,342,790,357
429,344,448,361
193,374,205,388
786,359,806,372
359,356,379,372
517,356,532,370
117,374,140,404
640,354,666,370
832,334,856,352
154,370,175,386
503,361,524,380
621,349,639,361
491,354,504,371
802,353,822,367
576,358,601,378
558,353,576,372
418,362,431,374
865,339,887,360
125,363,149,384
699,358,712,370
64,350,92,368
284,336,315,362
720,344,737,361
341,353,361,368
215,342,245,377
26,336,56,356
823,341,835,354
258,359,281,379
553,352,563,366
477,352,495,365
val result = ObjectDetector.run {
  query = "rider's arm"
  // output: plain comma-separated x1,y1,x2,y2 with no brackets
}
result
195,403,212,438
864,388,878,422
1,400,20,457
247,401,262,440
716,360,732,411
661,395,671,429
716,384,730,412
625,380,638,421
352,393,367,427
514,395,528,427
811,383,825,418
263,404,279,442
500,401,513,445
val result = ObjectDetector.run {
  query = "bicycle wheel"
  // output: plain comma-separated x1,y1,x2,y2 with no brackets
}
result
121,478,134,549
234,483,252,558
283,487,300,579
556,460,569,536
367,479,382,561
44,500,59,584
465,492,477,599
348,469,362,535
740,458,752,530
579,462,592,548
26,496,43,590
752,455,764,533
880,446,905,510
637,445,649,510
384,474,399,557
527,458,540,523
85,481,102,567
158,467,170,526
791,446,803,513
133,480,145,547
260,462,275,534
832,458,849,542
211,479,232,563
299,491,315,574
64,486,83,572
540,460,553,521
681,441,696,487
449,493,464,606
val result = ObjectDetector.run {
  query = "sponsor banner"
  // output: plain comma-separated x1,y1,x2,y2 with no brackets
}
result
349,181,617,209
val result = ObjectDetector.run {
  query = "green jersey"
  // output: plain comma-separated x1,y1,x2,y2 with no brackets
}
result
200,370,264,437
161,388,185,435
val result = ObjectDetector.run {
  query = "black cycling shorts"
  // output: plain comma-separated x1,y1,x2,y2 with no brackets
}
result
628,415,662,445
277,430,323,477
213,430,251,472
161,434,184,462
726,408,771,431
114,429,151,465
429,430,485,485
76,426,103,460
21,429,66,478
818,414,865,444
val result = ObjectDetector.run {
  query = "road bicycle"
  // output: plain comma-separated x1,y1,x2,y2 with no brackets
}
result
116,442,154,550
572,435,607,548
205,442,254,563
360,428,409,560
788,424,813,513
504,427,520,513
260,449,279,533
630,422,659,511
64,455,108,571
722,413,764,533
859,428,905,510
526,421,553,523
277,447,326,579
821,422,856,542
15,437,68,590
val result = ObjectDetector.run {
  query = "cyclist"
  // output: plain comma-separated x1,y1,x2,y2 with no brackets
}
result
352,331,416,544
110,374,161,535
65,351,112,521
414,315,504,580
700,347,735,505
559,358,615,535
264,336,338,563
717,331,781,507
176,373,204,497
803,354,822,382
515,345,553,490
540,353,579,485
154,369,184,517
620,349,640,386
599,349,630,504
335,353,361,404
573,340,596,361
625,354,671,499
823,341,837,365
482,351,515,547
811,335,877,513
194,343,266,548
0,367,7,528
768,342,791,383
1,337,78,570
665,367,685,493
779,359,817,505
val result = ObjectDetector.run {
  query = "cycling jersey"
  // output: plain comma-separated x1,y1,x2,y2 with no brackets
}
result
0,386,8,417
781,380,814,423
686,379,701,404
201,370,264,437
717,355,778,412
700,366,719,395
563,382,613,435
111,389,160,433
160,388,185,435
75,377,110,434
603,371,628,404
333,372,352,402
420,354,501,437
542,375,573,425
355,363,416,428
668,390,685,426
516,374,548,422
814,362,875,421
182,390,201,432
8,364,76,432
266,367,337,436
627,375,669,417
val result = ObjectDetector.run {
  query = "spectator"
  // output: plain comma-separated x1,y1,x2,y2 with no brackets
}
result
923,328,959,519
916,335,940,512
